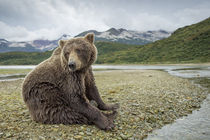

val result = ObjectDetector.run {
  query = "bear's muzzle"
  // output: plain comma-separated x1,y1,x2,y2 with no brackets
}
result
68,61,76,71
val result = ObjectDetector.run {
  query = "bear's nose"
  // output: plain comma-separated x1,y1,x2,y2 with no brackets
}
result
68,61,76,70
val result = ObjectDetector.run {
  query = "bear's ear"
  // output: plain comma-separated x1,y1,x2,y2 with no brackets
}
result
58,40,66,49
84,33,94,44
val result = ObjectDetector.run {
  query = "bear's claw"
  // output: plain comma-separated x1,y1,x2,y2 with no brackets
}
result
99,103,120,111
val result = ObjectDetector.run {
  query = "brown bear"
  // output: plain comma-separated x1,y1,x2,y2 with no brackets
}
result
22,33,119,130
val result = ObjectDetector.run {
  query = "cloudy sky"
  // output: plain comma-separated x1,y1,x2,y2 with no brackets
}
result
0,0,210,41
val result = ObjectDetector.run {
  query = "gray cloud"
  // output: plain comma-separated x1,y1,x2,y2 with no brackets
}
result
0,0,209,41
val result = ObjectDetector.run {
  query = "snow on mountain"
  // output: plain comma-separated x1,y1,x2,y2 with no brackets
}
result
76,28,171,44
8,42,29,47
0,39,9,44
0,34,73,52
0,28,171,53
98,28,171,42
59,34,72,40
130,29,171,42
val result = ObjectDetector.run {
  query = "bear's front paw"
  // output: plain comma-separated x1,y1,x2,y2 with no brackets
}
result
95,116,115,131
106,103,120,111
109,103,120,110
104,121,115,131
99,103,120,111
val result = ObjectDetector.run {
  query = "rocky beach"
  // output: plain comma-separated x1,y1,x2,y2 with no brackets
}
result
0,70,208,139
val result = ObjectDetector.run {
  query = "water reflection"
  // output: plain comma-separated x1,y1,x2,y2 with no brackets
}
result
0,74,26,81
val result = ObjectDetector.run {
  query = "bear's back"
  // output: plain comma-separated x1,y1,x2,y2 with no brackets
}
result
22,53,62,101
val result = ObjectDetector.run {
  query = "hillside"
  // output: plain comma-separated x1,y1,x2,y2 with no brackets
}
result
0,51,52,65
0,17,209,65
97,17,210,64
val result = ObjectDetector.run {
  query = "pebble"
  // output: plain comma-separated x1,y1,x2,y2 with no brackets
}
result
120,134,129,140
86,132,92,136
5,133,12,138
74,135,82,139
0,132,3,138
131,103,139,106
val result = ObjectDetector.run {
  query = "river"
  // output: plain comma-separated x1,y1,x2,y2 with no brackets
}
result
0,64,210,139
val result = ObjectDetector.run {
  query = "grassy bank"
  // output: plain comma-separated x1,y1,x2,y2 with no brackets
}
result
0,70,207,139
0,69,31,75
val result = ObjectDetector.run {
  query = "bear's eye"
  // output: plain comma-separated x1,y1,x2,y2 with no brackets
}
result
65,52,70,57
75,49,81,54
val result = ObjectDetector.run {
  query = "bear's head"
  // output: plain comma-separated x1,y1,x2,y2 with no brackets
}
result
59,33,97,72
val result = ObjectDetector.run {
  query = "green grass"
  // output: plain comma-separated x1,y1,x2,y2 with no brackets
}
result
0,51,51,65
0,69,31,75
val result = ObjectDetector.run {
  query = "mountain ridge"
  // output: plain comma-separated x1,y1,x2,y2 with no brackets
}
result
0,17,208,65
76,28,170,45
0,28,170,53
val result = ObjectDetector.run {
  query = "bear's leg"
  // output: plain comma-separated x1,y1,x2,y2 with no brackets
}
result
35,105,91,125
70,98,116,130
85,85,119,111
85,69,119,111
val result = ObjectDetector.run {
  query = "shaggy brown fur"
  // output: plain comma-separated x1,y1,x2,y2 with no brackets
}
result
22,33,119,130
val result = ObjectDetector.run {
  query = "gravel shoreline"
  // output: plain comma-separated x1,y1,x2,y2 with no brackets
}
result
0,70,207,139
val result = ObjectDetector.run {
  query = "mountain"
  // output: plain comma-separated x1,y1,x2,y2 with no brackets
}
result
0,29,170,53
0,39,40,53
0,17,209,64
29,34,72,51
0,34,72,53
76,28,171,45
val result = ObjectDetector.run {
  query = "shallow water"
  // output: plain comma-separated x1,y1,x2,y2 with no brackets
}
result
146,94,210,140
0,64,209,71
0,64,209,80
167,69,210,78
0,74,25,81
